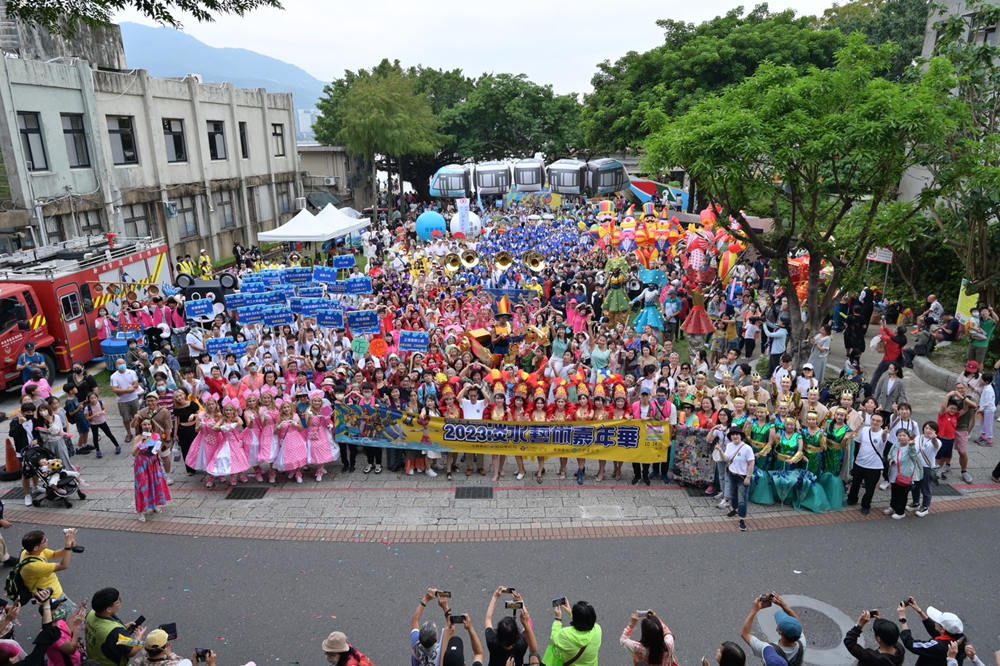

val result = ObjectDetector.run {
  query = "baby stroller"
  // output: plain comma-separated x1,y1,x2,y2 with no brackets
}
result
21,446,85,508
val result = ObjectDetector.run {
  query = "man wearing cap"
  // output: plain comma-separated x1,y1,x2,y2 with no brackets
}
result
741,593,805,666
898,598,966,666
725,428,756,532
411,588,449,666
321,630,371,666
16,342,46,383
132,628,201,666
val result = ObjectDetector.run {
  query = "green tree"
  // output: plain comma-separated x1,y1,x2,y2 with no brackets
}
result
582,5,844,153
643,36,963,363
921,0,1000,306
817,0,930,79
327,68,444,211
7,0,281,34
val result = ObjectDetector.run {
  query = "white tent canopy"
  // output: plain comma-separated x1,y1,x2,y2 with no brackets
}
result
257,204,370,242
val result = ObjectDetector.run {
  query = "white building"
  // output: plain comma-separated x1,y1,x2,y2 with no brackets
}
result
0,19,300,261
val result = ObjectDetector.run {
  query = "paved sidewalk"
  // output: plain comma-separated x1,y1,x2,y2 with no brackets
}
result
4,326,998,542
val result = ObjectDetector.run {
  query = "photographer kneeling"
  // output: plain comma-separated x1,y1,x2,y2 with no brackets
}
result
844,610,903,666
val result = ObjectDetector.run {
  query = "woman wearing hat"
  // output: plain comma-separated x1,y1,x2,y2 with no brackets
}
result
322,630,372,666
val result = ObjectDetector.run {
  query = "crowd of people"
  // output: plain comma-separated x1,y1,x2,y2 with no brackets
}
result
8,202,1000,527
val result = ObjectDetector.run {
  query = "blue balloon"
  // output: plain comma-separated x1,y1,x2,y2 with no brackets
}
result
415,211,447,242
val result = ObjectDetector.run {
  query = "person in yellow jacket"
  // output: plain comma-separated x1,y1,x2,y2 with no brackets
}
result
197,249,213,279
546,600,602,666
84,587,146,666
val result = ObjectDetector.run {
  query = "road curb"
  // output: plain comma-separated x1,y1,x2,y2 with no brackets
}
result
913,355,960,392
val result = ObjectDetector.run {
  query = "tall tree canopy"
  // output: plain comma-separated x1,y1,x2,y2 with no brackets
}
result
643,37,963,362
581,5,845,153
920,0,1000,305
315,61,581,200
817,0,930,79
7,0,281,33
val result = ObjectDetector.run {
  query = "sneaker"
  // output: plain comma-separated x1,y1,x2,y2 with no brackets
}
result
406,468,414,476
152,505,161,513
374,464,382,474
961,471,973,483
906,502,918,511
915,507,930,517
891,512,905,520
166,475,174,486
718,498,730,509
426,468,438,477
642,475,651,486
362,464,373,474
739,519,747,532
726,508,738,518
137,513,146,522
631,476,641,485
23,495,32,507
704,484,716,495
877,480,889,491
173,451,181,462
114,445,122,455
575,469,585,485
882,507,894,515
515,472,525,480
95,450,103,459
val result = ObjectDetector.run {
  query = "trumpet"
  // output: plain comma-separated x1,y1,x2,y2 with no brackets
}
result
443,253,462,273
495,251,514,271
460,250,479,269
523,251,546,272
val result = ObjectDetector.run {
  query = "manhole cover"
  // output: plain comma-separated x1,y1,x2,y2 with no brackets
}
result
2,488,25,500
455,486,493,500
934,483,961,497
225,486,268,500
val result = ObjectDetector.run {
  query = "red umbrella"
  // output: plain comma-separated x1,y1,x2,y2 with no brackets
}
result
431,230,444,239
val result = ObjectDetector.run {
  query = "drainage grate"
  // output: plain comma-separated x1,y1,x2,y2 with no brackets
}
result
933,483,962,497
225,486,269,500
2,488,25,500
455,486,494,500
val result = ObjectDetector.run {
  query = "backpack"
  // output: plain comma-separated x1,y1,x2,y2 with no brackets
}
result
768,642,805,666
4,556,41,604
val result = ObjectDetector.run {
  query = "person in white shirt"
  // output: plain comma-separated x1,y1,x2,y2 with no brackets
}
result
724,428,756,532
847,414,887,514
909,421,941,517
885,402,919,490
976,371,995,447
458,384,487,475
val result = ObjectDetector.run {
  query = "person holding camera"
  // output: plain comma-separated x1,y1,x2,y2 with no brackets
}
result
620,609,676,666
897,597,966,666
84,587,146,666
945,641,990,666
843,610,904,666
484,587,541,666
131,628,212,666
411,588,448,666
740,593,804,666
546,600,602,666
18,530,78,620
441,613,485,666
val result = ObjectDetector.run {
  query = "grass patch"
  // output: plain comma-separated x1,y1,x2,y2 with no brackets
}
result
928,338,971,374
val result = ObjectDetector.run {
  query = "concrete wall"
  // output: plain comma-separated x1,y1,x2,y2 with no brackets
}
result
12,17,127,70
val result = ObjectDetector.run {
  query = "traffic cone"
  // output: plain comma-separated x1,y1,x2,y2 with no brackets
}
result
1,438,21,481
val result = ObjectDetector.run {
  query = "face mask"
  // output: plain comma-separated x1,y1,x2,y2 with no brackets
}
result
156,385,167,393
229,379,239,385
117,365,126,373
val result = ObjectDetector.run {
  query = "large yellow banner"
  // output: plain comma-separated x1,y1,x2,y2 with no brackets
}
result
334,405,671,463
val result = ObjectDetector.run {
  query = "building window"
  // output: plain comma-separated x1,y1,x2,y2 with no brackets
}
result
17,112,48,171
177,196,199,238
42,215,65,244
60,292,82,320
271,123,286,157
162,118,187,163
61,114,90,168
121,203,150,238
238,121,250,159
107,115,139,165
207,120,227,160
277,183,291,214
77,210,104,235
213,189,236,228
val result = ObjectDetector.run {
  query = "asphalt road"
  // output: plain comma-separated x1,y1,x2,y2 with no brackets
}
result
5,507,998,666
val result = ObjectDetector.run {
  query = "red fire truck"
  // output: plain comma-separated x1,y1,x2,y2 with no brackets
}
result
0,235,171,390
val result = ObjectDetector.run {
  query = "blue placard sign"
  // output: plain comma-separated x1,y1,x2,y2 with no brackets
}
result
317,309,345,328
399,330,430,353
262,307,294,326
332,255,356,269
296,285,325,298
345,276,373,295
224,293,247,309
282,267,314,284
346,310,380,335
184,298,214,318
312,266,339,284
206,336,234,355
328,281,347,294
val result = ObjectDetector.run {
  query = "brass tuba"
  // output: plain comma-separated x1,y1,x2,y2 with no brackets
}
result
460,250,479,269
495,251,514,271
523,251,546,272
443,253,462,273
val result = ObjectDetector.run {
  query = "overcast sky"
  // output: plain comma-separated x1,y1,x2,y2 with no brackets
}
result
117,0,840,94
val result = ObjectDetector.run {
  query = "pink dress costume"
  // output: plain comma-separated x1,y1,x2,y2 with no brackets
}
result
304,400,339,465
185,410,220,472
273,411,309,472
242,399,265,467
206,407,251,477
134,434,171,514
256,406,278,465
